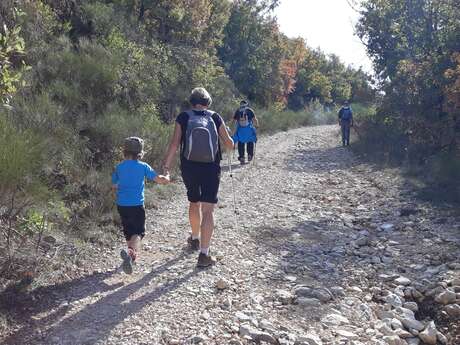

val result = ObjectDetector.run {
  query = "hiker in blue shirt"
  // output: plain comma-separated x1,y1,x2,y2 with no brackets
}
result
233,100,259,164
338,101,353,146
112,137,170,274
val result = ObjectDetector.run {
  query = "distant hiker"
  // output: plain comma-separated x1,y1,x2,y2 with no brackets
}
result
338,101,353,146
112,137,170,274
233,100,258,164
163,87,234,267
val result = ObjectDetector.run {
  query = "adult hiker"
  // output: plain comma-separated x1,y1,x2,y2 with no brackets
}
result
163,87,234,267
233,100,258,164
112,137,170,274
338,100,353,146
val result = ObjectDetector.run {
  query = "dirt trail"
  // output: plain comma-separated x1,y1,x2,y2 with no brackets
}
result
2,125,459,345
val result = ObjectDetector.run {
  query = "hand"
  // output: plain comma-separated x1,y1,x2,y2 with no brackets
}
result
111,185,117,198
156,174,170,184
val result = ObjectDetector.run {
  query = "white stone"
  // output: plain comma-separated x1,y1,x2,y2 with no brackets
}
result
297,297,321,307
235,311,252,322
444,303,460,317
435,289,456,305
437,331,448,345
297,332,323,345
257,332,277,344
383,293,403,308
335,329,358,340
418,321,437,345
383,335,407,345
395,276,411,286
216,278,229,290
400,318,424,331
380,223,395,231
406,338,420,345
403,302,418,312
322,313,349,326
390,318,404,330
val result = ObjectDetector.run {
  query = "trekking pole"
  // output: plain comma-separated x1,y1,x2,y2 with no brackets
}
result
252,141,257,167
227,151,238,217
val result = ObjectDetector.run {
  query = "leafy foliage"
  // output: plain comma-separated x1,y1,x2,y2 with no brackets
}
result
0,10,28,104
0,0,375,283
356,0,460,200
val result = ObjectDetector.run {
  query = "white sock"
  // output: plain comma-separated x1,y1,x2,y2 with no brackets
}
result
192,234,199,240
200,247,209,256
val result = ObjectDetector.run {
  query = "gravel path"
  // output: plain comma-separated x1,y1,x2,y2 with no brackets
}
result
2,125,459,345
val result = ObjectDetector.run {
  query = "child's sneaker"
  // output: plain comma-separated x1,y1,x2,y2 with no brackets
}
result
120,248,134,274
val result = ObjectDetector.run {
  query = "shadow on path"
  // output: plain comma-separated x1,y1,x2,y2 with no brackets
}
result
285,146,362,174
0,269,119,333
3,252,195,345
250,219,345,284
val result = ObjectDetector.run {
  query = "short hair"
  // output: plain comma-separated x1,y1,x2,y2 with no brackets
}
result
240,100,249,106
189,87,212,107
123,137,144,159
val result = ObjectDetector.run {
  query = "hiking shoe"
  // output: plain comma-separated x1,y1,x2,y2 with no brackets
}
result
248,155,253,162
197,253,216,268
120,249,133,274
187,236,200,251
239,157,245,165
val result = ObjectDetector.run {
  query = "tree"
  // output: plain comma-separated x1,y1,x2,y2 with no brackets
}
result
0,9,27,105
357,0,460,162
219,1,284,106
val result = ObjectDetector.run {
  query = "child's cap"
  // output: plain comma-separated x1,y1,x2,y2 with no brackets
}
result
124,137,144,154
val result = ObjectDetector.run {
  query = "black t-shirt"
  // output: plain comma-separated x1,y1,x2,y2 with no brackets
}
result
234,107,255,122
176,110,223,167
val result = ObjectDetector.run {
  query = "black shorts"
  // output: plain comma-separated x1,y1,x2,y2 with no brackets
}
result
181,163,221,204
117,205,145,241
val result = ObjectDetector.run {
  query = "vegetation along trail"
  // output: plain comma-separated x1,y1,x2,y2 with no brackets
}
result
1,125,459,345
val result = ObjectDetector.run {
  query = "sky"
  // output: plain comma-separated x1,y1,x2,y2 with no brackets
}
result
274,0,373,72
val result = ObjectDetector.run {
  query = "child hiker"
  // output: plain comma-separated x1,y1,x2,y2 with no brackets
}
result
112,137,170,274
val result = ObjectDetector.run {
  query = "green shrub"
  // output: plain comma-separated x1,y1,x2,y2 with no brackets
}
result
255,103,335,134
0,114,43,194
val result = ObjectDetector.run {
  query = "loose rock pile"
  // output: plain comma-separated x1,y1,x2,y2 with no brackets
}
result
1,126,458,345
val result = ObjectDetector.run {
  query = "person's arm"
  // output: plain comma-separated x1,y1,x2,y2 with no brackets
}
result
218,121,234,151
233,111,239,133
253,114,259,128
163,122,182,175
350,109,354,127
145,164,170,184
111,169,118,198
111,184,117,199
232,119,238,134
338,108,342,125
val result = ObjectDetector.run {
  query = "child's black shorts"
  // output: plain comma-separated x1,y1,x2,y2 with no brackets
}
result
117,205,145,241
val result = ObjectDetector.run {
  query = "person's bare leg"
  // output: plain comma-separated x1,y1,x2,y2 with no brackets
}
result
189,202,201,238
200,202,215,253
127,235,141,259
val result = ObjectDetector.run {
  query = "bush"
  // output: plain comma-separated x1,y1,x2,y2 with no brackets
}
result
255,103,336,134
0,113,51,279
0,114,43,195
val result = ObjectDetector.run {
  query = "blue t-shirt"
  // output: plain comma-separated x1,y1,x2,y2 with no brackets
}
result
112,160,157,206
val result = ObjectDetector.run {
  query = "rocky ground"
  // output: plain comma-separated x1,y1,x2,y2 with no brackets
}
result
1,125,459,345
